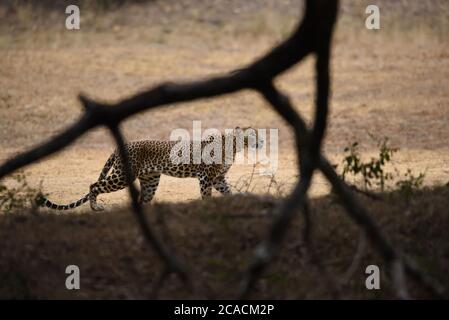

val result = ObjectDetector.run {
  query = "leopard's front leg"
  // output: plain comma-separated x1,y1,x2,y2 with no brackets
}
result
213,174,232,195
138,173,161,204
198,172,212,199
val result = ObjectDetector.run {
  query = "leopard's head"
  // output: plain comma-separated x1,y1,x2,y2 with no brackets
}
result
233,126,264,150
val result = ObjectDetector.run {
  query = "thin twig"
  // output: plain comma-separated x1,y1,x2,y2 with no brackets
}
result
301,200,341,299
340,231,367,285
391,258,410,300
109,124,190,287
348,184,383,201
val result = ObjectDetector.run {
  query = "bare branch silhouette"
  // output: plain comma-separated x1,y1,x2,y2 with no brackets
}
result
108,124,190,284
341,231,367,285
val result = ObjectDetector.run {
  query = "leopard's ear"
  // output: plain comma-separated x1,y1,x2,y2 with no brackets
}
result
234,126,243,134
204,133,215,142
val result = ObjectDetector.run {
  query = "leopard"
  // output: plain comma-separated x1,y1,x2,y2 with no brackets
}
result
38,127,262,211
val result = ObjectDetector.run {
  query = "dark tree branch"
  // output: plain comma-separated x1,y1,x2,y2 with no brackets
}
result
341,231,367,285
243,81,446,298
238,83,318,298
108,124,190,284
301,200,341,299
0,113,96,180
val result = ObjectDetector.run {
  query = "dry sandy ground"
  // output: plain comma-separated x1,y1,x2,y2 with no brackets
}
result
0,1,448,212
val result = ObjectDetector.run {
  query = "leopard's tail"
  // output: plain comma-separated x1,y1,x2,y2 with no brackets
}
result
98,152,116,180
36,193,89,210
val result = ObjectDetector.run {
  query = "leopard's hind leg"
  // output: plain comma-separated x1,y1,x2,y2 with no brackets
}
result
89,168,129,211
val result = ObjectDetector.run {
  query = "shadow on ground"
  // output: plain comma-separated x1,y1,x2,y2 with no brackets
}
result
0,186,448,299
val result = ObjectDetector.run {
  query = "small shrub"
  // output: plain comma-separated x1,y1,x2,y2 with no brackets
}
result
0,173,42,214
339,136,427,195
396,169,425,197
340,137,397,191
